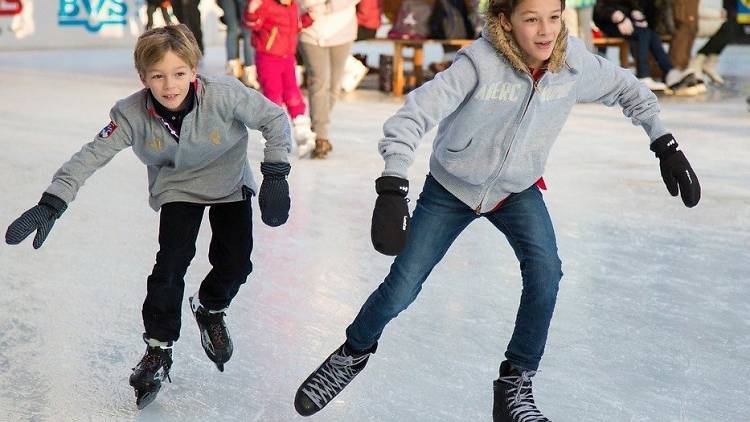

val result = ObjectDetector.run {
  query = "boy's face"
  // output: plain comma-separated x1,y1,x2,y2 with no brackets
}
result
501,0,562,69
141,50,197,111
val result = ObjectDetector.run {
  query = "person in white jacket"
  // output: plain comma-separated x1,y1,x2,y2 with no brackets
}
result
299,0,361,158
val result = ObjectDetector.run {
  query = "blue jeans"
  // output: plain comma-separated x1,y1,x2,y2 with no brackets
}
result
346,175,563,370
629,26,673,78
218,0,254,65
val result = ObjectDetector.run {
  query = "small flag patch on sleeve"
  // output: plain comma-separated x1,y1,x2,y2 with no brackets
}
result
98,121,118,138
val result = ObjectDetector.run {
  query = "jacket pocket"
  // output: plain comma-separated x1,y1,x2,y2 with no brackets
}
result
435,137,499,185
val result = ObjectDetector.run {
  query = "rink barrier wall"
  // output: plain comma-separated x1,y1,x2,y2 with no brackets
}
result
0,0,227,51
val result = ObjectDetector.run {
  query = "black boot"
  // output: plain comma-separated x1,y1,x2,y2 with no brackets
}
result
493,361,551,422
294,342,377,416
129,335,173,410
189,295,233,372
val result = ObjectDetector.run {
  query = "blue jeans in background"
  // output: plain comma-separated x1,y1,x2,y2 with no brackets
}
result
218,0,254,65
346,175,563,370
629,26,673,79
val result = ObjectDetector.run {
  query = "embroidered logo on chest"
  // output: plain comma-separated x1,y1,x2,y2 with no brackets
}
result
148,138,164,152
209,129,221,145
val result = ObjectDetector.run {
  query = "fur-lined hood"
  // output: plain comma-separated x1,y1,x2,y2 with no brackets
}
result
481,12,569,74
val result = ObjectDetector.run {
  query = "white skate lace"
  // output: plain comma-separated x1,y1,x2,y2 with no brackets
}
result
499,370,550,422
301,349,370,408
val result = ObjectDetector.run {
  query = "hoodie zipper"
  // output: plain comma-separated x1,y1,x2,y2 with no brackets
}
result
474,74,542,215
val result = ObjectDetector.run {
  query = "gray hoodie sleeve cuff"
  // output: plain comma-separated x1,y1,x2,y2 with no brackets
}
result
640,114,669,143
45,182,76,204
382,155,411,179
263,147,290,164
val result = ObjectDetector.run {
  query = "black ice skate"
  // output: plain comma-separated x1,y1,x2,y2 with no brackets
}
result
493,360,551,422
129,336,173,410
189,294,233,372
294,342,377,416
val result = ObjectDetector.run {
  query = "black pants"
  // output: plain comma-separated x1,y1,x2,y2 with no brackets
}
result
142,196,253,342
698,10,739,55
171,0,204,53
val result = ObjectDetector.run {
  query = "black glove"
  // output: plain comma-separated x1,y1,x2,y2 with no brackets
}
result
371,176,410,256
258,162,291,227
6,193,68,249
650,134,701,208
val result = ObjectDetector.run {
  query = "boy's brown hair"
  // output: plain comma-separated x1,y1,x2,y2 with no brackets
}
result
133,24,202,78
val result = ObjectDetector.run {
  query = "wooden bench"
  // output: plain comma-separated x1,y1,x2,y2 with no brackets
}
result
359,38,475,96
593,35,673,68
360,35,671,96
593,37,632,67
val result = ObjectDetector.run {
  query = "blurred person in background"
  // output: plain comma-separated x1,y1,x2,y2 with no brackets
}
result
564,0,596,52
667,0,704,93
594,0,692,93
146,0,174,30
690,0,739,85
299,0,361,159
243,0,317,157
217,0,259,88
356,0,382,39
172,0,205,53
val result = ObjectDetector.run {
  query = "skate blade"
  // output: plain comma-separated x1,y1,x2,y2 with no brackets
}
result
135,387,160,410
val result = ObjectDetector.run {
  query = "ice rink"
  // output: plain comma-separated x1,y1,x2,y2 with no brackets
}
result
1,42,749,422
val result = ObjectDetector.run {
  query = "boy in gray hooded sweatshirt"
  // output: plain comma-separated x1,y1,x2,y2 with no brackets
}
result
294,0,700,420
5,25,292,409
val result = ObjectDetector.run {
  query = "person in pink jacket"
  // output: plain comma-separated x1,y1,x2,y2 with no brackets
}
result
244,0,317,157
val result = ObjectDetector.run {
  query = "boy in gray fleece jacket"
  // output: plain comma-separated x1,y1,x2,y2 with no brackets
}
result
5,25,292,409
294,0,700,420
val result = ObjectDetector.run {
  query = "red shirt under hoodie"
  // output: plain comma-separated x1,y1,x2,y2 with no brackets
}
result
243,0,313,57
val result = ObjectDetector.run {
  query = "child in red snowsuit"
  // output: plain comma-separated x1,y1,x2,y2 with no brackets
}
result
243,0,316,157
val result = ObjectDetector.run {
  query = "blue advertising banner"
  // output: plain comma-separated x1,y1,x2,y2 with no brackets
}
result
58,0,129,32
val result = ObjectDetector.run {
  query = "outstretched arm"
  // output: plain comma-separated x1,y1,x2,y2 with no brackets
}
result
575,45,700,207
379,53,479,178
6,106,133,248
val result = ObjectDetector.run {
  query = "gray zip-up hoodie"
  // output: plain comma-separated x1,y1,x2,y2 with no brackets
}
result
379,19,669,213
45,75,291,211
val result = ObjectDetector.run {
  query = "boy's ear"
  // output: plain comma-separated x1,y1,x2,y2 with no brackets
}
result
191,67,198,81
500,13,512,32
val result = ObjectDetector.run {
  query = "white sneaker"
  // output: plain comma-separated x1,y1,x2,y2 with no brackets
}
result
665,68,693,90
242,65,260,90
639,77,667,91
702,54,724,85
226,59,243,79
340,55,369,93
688,54,706,81
292,115,316,158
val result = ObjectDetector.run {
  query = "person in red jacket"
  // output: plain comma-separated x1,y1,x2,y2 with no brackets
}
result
356,0,382,39
244,0,316,157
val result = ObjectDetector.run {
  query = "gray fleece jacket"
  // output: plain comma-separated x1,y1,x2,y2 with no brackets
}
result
46,75,291,211
379,19,669,213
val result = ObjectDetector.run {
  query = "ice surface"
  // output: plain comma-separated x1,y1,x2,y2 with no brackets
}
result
1,43,749,421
